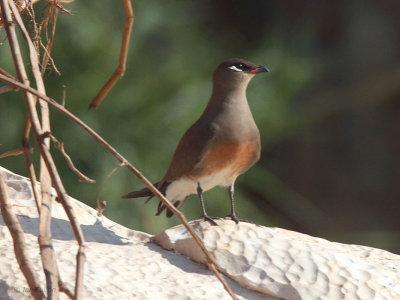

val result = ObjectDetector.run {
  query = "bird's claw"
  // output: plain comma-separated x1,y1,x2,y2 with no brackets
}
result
226,214,240,224
202,215,219,226
225,214,254,224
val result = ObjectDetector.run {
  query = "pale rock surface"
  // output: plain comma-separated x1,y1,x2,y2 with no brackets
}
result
154,221,400,300
1,166,400,300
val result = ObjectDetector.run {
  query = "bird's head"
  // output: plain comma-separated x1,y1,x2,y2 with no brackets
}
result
212,58,269,92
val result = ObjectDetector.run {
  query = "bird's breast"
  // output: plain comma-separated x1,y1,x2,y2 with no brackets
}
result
192,141,260,181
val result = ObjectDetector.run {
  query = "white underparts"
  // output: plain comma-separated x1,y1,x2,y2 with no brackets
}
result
165,167,236,203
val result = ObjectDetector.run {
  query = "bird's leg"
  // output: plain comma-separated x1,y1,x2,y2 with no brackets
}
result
197,182,217,226
226,183,239,223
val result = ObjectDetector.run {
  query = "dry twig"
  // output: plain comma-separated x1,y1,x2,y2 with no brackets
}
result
95,162,124,215
48,133,96,183
22,115,43,215
0,148,24,159
0,170,44,300
88,0,134,109
0,83,17,93
0,66,16,79
39,2,61,76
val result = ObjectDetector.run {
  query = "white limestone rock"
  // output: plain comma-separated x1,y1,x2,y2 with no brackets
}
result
1,166,400,300
153,220,400,300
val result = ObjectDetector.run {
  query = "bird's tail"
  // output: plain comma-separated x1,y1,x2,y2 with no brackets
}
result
123,181,185,218
122,187,153,199
122,181,167,202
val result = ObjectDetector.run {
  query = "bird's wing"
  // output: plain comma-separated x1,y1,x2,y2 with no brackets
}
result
163,119,216,182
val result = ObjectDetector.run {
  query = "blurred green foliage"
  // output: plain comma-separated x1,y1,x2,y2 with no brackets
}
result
1,1,399,252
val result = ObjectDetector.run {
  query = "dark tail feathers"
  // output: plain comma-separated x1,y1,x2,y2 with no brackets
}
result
123,182,180,217
122,187,154,199
122,181,167,200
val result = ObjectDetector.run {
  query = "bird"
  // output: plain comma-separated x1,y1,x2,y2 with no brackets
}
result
123,58,269,224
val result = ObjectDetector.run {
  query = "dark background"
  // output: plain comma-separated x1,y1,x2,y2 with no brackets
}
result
1,1,399,253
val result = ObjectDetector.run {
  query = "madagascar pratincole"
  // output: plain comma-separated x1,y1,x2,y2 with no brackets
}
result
123,58,269,224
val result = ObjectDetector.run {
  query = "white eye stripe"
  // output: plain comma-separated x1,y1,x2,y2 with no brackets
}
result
228,65,243,72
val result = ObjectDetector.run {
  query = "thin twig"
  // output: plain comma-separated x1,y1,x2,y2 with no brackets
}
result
0,170,44,300
0,148,24,159
46,0,73,15
88,0,134,109
208,263,239,300
0,64,18,91
0,84,18,93
58,279,74,299
40,5,60,75
49,133,96,183
95,162,124,216
40,38,61,75
22,113,42,215
0,73,240,299
0,66,16,79
26,0,40,52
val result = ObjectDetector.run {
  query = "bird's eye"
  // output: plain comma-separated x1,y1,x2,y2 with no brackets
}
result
228,64,244,72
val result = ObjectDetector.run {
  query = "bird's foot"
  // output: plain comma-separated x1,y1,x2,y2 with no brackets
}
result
226,214,240,224
224,214,254,224
202,215,219,226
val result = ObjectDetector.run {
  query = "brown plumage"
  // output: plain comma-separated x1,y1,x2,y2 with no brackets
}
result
123,58,269,224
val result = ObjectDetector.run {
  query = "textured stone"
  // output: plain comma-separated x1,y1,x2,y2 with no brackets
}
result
1,166,400,300
153,221,400,300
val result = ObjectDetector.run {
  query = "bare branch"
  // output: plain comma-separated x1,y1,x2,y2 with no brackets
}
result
40,38,61,75
88,0,134,109
0,67,16,79
0,170,44,300
95,162,124,215
208,263,239,300
39,4,61,76
0,84,18,93
22,114,42,215
0,148,24,159
58,279,74,299
49,133,96,183
0,69,18,93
